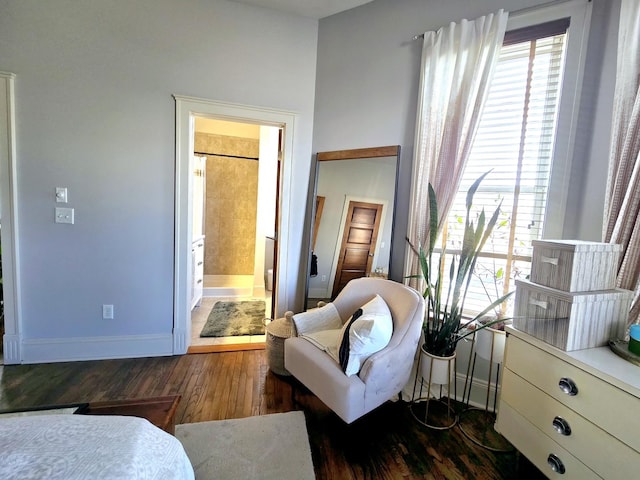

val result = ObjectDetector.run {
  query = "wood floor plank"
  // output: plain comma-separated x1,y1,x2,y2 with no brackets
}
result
0,350,546,479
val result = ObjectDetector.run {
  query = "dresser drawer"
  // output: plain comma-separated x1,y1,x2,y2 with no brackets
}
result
193,239,204,268
501,368,639,479
495,402,601,479
191,238,205,310
505,334,639,453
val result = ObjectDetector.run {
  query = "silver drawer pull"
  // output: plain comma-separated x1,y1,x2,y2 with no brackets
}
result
197,261,203,266
529,298,548,309
552,416,572,436
558,377,578,396
197,279,203,284
540,255,559,266
547,454,566,474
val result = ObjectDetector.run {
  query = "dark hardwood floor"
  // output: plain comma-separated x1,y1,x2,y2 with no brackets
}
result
0,350,546,479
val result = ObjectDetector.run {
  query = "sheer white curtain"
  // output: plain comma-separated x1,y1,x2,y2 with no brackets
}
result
405,10,508,287
603,0,640,329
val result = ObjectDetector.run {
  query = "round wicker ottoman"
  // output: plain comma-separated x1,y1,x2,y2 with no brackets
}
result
266,312,294,376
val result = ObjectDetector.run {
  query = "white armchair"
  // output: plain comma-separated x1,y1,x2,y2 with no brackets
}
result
284,277,425,424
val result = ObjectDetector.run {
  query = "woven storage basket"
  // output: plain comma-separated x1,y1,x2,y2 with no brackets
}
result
514,279,633,351
266,312,294,376
530,240,622,292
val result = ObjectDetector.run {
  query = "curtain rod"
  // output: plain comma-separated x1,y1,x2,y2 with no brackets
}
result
411,0,590,40
194,151,259,161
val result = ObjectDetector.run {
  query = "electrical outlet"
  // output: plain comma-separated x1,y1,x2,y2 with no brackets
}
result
55,207,74,224
102,304,114,319
321,275,326,282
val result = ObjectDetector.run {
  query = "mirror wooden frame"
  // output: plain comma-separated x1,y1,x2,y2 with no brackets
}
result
304,145,401,309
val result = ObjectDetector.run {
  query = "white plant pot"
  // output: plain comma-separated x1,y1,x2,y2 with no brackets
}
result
475,326,506,364
420,347,456,385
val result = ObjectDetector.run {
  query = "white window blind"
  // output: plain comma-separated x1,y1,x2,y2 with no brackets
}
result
439,19,569,318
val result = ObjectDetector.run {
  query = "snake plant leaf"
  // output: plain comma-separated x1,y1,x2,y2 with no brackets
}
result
474,209,486,249
407,170,509,358
427,183,439,255
478,200,503,253
465,170,491,211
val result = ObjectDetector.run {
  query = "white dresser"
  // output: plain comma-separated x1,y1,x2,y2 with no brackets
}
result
191,236,205,310
495,327,640,479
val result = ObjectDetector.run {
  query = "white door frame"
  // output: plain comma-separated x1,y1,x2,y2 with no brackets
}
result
173,95,296,354
1,72,23,364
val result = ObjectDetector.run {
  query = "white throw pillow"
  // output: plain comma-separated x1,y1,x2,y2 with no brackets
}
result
337,294,393,376
292,303,342,335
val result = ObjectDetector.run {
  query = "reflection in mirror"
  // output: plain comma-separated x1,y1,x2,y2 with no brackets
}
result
306,146,400,308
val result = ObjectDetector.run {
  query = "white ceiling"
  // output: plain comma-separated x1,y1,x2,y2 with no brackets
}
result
231,0,375,19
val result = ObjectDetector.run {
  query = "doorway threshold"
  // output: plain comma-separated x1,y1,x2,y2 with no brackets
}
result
188,343,265,354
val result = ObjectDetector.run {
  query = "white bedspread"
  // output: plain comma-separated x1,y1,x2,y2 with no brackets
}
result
0,414,194,480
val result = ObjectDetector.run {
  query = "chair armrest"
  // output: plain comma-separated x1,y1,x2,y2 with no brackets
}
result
359,324,422,396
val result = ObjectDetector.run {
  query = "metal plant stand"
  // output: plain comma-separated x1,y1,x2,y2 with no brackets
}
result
409,350,458,430
459,330,513,452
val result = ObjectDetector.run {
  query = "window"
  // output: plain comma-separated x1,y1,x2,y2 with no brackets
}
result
439,19,570,317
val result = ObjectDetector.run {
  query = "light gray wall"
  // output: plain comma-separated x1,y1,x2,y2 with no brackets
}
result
568,0,621,240
0,0,317,356
313,0,620,282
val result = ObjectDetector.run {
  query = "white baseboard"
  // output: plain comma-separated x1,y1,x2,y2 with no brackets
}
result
453,372,500,410
203,287,252,297
2,334,21,364
307,287,329,299
19,334,174,364
404,371,500,410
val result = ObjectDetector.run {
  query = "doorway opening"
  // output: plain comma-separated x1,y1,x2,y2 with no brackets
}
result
189,117,279,351
173,95,296,356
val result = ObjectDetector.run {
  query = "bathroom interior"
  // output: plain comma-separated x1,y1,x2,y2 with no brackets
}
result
189,117,279,350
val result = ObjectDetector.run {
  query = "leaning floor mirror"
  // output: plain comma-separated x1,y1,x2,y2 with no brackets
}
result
305,145,400,309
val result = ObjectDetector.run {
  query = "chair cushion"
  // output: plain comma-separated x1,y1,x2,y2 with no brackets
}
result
299,329,341,362
338,294,393,376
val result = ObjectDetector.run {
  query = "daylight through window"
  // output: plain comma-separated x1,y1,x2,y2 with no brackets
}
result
439,19,570,318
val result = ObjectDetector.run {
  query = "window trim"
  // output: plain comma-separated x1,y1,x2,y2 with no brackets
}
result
504,17,570,45
437,2,592,317
506,0,593,239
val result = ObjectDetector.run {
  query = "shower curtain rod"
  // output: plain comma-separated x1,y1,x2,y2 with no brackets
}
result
194,151,259,161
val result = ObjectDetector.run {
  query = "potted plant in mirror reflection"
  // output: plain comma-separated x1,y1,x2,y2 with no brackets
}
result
407,172,514,386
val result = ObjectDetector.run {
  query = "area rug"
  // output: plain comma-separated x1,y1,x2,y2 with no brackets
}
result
199,300,266,337
175,411,315,480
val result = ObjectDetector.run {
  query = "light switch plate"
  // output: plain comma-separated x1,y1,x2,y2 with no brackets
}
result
55,187,68,203
102,304,114,319
55,207,74,224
